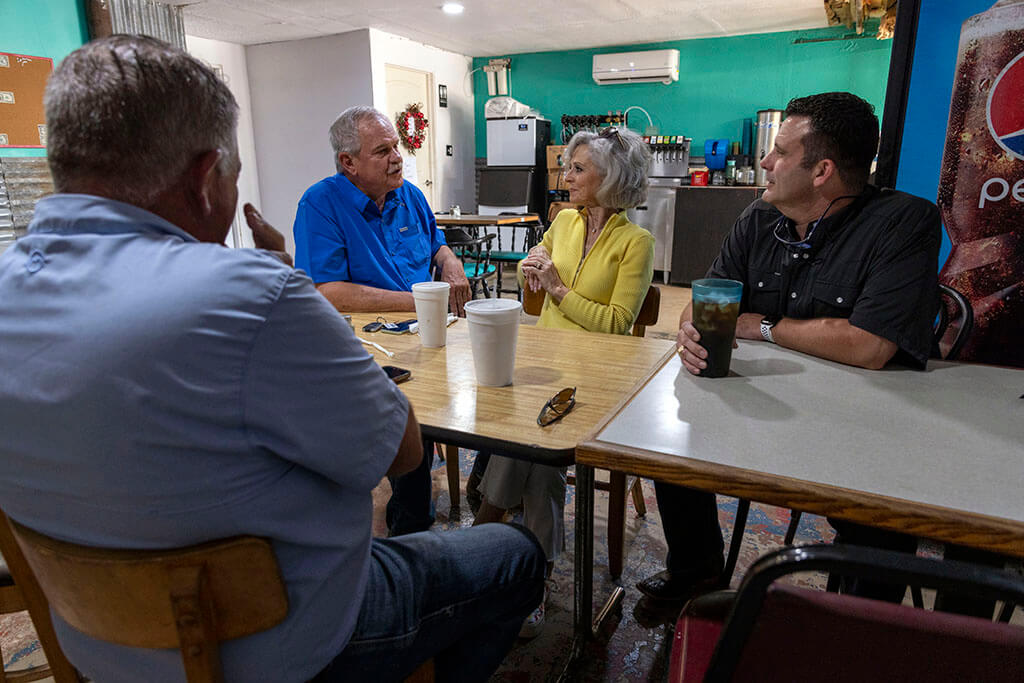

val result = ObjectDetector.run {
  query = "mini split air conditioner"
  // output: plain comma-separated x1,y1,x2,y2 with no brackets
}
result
592,49,680,85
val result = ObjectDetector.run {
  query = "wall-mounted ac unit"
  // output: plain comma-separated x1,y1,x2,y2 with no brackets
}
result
592,49,680,85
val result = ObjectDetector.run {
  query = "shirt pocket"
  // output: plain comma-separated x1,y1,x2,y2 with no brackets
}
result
396,226,431,270
747,268,782,314
811,280,858,319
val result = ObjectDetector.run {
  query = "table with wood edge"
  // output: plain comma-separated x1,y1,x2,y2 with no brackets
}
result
572,340,1024,664
350,311,674,678
434,213,541,227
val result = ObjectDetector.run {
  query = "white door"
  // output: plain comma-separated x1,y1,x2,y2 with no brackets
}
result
385,64,435,207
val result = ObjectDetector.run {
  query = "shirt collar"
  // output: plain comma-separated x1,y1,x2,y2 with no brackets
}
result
785,185,878,249
332,173,401,219
28,194,198,242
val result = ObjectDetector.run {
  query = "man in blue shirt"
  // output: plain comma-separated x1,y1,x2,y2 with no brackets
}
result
295,106,472,536
293,105,470,314
0,35,543,683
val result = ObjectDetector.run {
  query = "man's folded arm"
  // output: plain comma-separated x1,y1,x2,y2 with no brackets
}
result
761,316,898,370
316,281,415,312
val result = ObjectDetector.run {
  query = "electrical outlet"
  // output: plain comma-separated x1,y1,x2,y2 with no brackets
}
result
446,145,453,157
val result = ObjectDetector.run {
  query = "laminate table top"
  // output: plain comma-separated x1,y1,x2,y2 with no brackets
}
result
577,341,1024,557
350,312,675,464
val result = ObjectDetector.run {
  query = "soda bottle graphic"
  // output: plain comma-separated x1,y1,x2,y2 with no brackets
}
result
937,0,1024,367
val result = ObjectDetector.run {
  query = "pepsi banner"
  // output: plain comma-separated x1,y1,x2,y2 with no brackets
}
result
896,0,1024,368
988,54,1024,158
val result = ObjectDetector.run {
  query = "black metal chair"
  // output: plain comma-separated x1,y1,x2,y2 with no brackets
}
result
934,282,974,361
670,544,1024,683
442,227,497,299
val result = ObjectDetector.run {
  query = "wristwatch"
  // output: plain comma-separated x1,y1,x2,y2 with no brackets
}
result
760,315,782,343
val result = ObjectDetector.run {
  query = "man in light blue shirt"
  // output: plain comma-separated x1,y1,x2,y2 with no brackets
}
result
0,35,543,683
293,106,470,314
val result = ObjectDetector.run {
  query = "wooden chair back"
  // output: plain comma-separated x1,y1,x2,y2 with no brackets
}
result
6,519,289,683
631,285,660,337
522,283,545,316
0,510,82,683
523,285,659,338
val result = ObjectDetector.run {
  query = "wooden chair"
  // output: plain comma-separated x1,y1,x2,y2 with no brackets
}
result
524,284,659,578
2,513,288,683
0,511,81,683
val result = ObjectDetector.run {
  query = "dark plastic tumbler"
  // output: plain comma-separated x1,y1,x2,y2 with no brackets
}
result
691,279,743,378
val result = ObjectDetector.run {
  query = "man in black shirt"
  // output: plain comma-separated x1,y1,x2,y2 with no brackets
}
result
638,92,941,604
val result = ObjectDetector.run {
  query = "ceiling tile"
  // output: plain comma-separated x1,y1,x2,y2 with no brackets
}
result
176,0,830,53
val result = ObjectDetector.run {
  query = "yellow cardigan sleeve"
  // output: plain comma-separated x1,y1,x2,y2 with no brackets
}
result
557,230,654,334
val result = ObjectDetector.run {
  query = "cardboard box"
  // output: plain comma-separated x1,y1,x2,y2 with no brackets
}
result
546,145,568,170
547,169,565,191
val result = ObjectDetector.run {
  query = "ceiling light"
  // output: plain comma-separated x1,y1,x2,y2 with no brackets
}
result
442,2,464,14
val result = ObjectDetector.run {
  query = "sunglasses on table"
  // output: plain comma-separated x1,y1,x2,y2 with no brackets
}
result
537,387,577,427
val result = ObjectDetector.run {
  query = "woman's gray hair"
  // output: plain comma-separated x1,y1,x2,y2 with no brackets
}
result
44,34,239,207
329,106,391,172
564,127,651,209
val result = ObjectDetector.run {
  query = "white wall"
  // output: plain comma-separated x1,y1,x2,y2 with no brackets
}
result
185,35,261,249
369,29,476,213
245,30,374,256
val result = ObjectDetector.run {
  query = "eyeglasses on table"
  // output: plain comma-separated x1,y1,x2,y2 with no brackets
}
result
537,387,577,427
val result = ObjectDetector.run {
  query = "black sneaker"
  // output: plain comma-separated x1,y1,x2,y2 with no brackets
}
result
636,565,726,604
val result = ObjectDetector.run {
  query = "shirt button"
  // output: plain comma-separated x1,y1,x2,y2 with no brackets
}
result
802,253,809,259
790,292,798,299
792,253,799,259
836,296,844,303
757,281,764,288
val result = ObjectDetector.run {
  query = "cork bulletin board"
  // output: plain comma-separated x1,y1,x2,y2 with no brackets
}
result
0,52,54,148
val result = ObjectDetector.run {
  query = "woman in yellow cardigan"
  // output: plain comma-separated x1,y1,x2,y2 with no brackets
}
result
474,126,654,637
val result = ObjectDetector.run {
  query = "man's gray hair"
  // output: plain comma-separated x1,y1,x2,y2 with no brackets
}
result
44,35,238,207
329,106,391,173
564,127,651,209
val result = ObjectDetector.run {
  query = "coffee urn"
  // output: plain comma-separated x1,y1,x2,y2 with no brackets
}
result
753,109,783,186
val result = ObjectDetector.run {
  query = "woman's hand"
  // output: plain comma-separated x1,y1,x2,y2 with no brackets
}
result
521,244,550,292
521,251,568,301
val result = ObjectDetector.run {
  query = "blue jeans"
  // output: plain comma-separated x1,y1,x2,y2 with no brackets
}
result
312,523,546,682
386,438,436,536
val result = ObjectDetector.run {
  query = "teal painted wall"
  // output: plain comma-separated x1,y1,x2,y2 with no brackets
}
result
0,0,88,157
473,25,893,157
